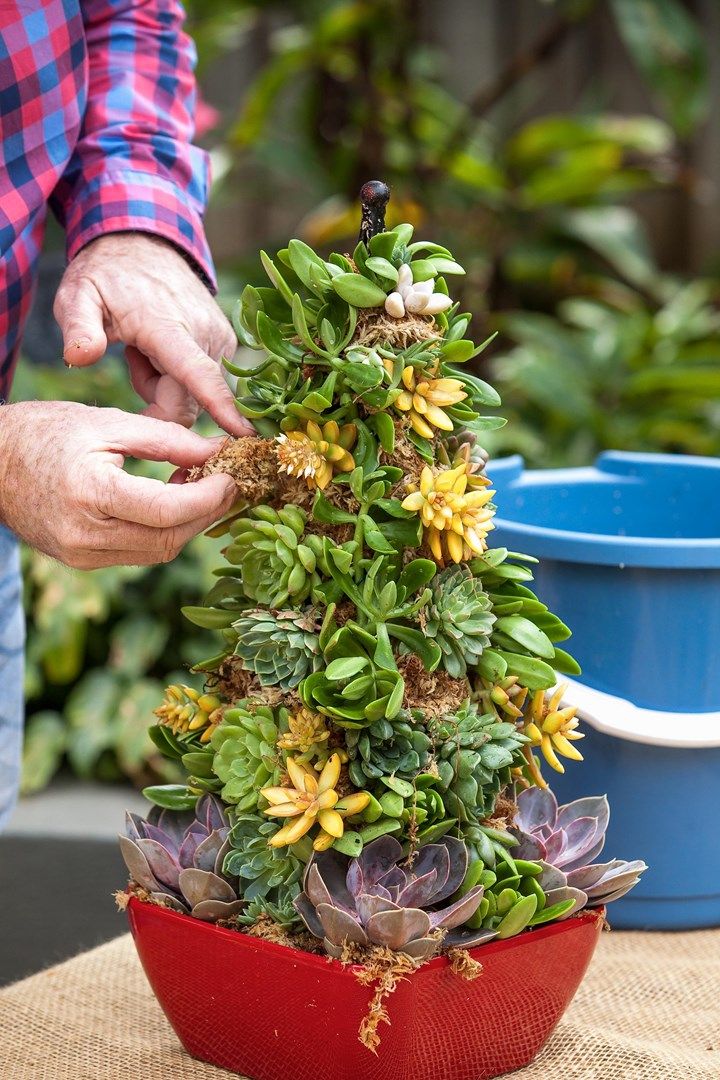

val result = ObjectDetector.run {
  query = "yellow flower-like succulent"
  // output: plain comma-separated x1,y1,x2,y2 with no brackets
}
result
276,706,344,770
391,365,467,438
478,676,529,720
523,684,584,775
276,420,357,490
261,753,370,851
154,685,224,744
401,464,495,564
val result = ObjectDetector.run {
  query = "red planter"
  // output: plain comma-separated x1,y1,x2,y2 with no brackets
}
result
127,897,604,1080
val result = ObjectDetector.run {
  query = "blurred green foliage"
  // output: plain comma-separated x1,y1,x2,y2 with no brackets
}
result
17,0,717,794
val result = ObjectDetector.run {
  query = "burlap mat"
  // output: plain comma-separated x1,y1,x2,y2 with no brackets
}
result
0,929,718,1079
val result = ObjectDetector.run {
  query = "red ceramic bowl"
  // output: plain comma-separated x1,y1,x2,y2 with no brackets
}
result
127,897,604,1080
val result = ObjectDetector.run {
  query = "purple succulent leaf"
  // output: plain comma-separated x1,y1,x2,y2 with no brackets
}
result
191,898,246,922
511,829,546,862
308,849,355,908
538,860,568,891
371,884,393,901
124,811,145,842
444,926,498,949
429,838,467,904
543,828,567,864
407,842,451,901
516,787,558,832
141,822,182,858
357,836,404,887
587,876,644,906
563,862,611,892
306,859,358,911
178,829,203,869
397,869,438,909
214,836,236,883
119,836,165,894
378,865,407,892
198,794,228,834
137,838,181,892
178,868,237,907
429,885,484,931
366,908,432,950
562,835,607,873
193,829,228,873
346,858,363,899
401,936,441,961
356,894,399,924
293,893,325,939
317,903,368,948
155,808,196,846
581,860,647,899
149,891,188,914
543,885,588,914
561,816,605,867
557,795,609,837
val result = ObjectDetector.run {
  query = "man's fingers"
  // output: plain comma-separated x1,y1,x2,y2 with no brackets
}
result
87,502,236,564
54,277,108,366
146,326,254,436
126,346,160,404
90,468,237,529
126,347,199,427
101,409,228,468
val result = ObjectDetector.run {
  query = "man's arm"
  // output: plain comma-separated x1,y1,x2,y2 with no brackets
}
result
50,1,250,434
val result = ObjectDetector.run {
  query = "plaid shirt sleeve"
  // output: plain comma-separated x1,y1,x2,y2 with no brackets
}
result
49,0,216,289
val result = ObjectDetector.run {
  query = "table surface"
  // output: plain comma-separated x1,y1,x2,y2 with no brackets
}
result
0,926,718,1079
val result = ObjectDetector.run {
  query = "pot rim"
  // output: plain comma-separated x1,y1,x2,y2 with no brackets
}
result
489,452,720,568
127,896,605,976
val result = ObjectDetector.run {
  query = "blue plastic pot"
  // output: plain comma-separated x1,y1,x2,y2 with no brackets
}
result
487,451,720,929
488,451,720,712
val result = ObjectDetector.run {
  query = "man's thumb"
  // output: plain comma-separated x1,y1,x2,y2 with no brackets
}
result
54,280,107,367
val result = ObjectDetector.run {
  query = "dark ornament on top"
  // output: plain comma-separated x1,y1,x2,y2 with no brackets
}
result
358,180,391,245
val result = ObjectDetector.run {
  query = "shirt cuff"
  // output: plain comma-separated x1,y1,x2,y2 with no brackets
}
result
63,169,217,292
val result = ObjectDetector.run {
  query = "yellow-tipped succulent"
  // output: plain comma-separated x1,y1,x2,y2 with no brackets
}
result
402,464,495,564
276,706,344,769
261,753,370,851
154,685,224,744
478,676,529,720
276,419,357,490
523,684,584,775
386,361,467,438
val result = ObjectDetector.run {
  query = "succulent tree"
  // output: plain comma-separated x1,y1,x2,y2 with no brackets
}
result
123,184,645,961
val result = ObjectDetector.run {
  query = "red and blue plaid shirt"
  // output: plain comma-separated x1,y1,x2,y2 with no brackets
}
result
0,0,215,401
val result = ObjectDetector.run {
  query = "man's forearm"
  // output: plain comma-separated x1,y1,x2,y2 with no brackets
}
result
49,0,215,287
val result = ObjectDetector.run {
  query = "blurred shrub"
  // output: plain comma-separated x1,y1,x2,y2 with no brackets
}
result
487,278,720,465
13,360,226,795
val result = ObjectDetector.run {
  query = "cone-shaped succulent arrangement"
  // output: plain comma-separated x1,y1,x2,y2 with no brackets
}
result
120,184,646,1019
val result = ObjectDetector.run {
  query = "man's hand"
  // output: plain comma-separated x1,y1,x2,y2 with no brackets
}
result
0,402,237,570
53,233,253,435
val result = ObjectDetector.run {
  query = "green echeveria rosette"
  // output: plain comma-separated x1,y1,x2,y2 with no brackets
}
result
225,505,331,609
423,565,495,678
345,711,432,787
431,701,528,825
223,813,309,927
232,608,322,690
211,703,285,810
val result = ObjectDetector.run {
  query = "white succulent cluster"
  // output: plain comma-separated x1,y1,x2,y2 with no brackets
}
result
384,264,453,319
